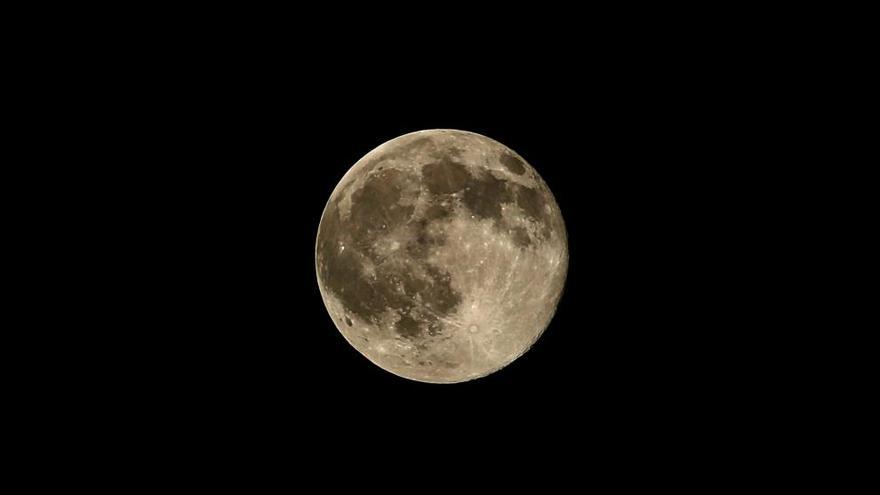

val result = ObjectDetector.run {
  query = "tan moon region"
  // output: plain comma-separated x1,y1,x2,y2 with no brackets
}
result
316,130,568,383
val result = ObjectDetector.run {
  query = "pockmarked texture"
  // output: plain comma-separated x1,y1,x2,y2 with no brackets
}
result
316,130,568,383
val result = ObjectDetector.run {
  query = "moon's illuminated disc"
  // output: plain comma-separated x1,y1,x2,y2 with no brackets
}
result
316,130,568,383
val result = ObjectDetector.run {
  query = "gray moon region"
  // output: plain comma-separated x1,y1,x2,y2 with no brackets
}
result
315,130,568,383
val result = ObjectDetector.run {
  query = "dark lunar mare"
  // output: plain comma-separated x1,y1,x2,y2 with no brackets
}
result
317,167,463,342
419,154,550,245
500,152,526,175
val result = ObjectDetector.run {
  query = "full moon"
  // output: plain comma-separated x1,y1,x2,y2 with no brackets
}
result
316,130,568,383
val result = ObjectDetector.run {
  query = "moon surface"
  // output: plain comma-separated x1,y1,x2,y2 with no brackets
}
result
316,130,568,383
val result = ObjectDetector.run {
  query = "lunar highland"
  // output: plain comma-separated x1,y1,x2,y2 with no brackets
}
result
315,130,567,383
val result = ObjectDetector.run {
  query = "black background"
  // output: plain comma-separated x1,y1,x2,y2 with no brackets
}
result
146,73,744,431
22,6,837,483
84,24,780,465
